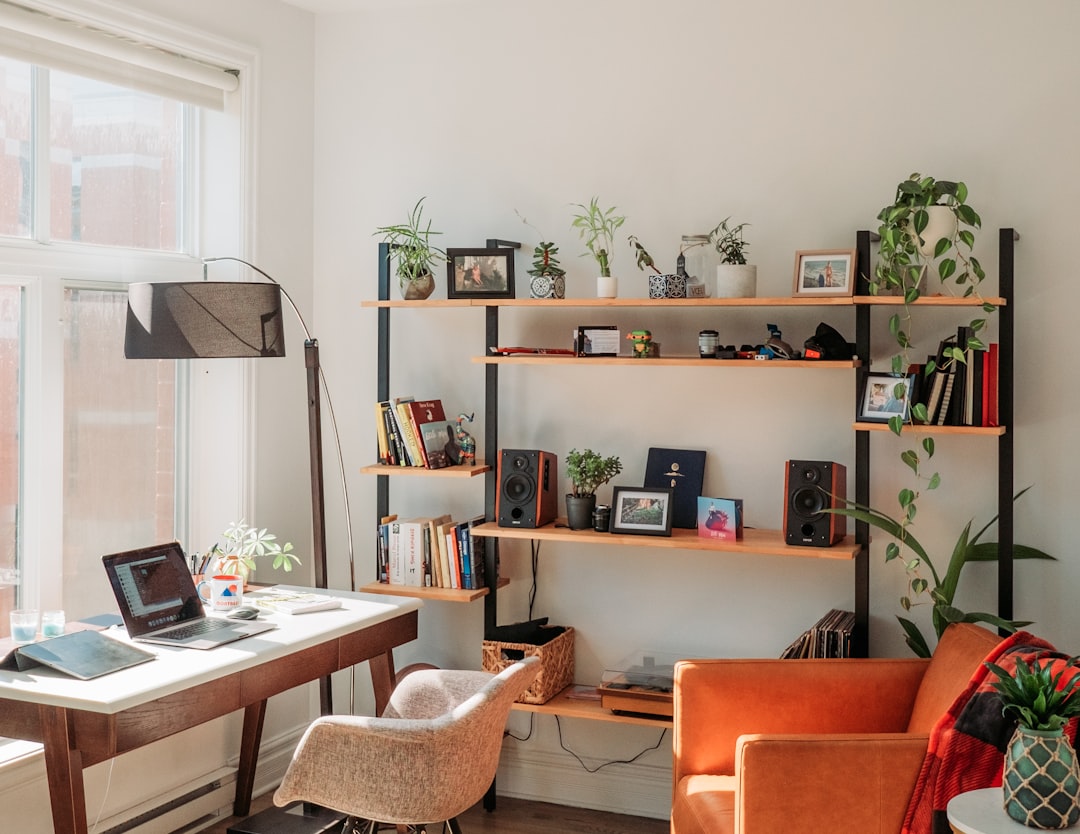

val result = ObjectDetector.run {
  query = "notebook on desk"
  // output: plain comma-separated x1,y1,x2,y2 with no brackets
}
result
102,542,276,649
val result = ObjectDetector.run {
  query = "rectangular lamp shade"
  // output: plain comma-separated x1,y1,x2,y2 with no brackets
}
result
125,282,286,359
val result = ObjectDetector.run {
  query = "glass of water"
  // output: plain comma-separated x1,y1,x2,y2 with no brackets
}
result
10,609,40,644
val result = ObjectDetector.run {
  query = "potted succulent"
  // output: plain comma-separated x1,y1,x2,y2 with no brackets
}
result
526,241,567,300
827,487,1054,658
628,235,685,299
570,197,625,298
207,520,300,584
708,217,756,298
985,653,1080,828
565,448,623,531
374,197,446,300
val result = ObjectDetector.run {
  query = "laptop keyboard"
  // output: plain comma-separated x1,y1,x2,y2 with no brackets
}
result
163,619,231,639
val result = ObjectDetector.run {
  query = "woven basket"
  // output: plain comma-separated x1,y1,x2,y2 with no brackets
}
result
482,626,574,704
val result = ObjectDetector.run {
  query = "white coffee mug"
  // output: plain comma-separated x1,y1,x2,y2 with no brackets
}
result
196,574,244,611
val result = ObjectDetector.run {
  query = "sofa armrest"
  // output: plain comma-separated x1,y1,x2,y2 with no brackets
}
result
673,658,929,782
735,733,929,834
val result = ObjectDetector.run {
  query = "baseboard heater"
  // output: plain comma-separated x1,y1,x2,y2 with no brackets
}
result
98,779,223,834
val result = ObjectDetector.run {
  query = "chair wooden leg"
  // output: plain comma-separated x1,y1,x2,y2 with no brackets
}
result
446,818,463,834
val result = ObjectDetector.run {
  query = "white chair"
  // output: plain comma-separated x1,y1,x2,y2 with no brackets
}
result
273,657,540,833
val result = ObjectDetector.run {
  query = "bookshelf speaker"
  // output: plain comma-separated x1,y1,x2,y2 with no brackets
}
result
497,449,558,529
784,460,847,547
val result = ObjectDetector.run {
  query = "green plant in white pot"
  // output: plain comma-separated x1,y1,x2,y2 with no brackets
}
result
208,520,300,584
571,197,625,298
565,448,622,530
985,653,1080,828
374,197,446,300
708,217,756,298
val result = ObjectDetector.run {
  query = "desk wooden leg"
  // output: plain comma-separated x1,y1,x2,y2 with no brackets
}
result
40,705,87,834
235,699,267,816
369,649,397,716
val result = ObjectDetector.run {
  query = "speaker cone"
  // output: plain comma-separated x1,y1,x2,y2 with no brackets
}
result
503,472,535,504
791,485,826,519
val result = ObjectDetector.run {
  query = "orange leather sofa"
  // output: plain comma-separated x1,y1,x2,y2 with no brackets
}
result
671,623,1002,834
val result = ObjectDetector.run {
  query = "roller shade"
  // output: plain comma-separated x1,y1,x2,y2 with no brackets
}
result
0,1,239,109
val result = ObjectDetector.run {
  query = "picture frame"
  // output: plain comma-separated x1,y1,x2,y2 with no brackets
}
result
446,248,515,299
859,372,915,422
575,325,620,357
610,486,675,536
793,249,857,297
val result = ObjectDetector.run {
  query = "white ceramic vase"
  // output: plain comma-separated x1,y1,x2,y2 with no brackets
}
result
715,264,757,298
597,275,617,298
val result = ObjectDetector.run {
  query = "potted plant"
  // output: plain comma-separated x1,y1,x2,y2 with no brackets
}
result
985,653,1080,828
374,197,446,300
570,197,626,298
708,217,756,298
208,520,300,584
565,448,623,530
628,235,685,299
827,487,1054,657
526,241,568,300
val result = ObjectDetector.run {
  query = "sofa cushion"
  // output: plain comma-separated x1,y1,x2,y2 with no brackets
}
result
905,623,1002,734
672,775,735,834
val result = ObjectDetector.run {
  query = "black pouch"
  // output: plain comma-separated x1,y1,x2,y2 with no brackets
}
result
804,322,855,360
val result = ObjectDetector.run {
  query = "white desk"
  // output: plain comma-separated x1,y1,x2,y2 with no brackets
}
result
0,587,422,834
948,787,1030,833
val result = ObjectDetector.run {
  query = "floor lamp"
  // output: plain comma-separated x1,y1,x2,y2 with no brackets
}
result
124,268,354,833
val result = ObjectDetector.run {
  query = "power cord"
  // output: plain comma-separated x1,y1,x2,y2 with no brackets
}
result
504,711,535,742
554,715,668,774
528,540,541,620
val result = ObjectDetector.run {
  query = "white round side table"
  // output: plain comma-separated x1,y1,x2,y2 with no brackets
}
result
947,787,1039,833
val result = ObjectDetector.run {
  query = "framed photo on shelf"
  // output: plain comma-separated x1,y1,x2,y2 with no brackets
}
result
859,372,915,422
793,249,856,298
610,486,675,536
446,248,515,299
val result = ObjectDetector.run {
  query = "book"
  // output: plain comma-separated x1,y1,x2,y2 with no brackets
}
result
407,399,451,469
463,516,487,589
986,342,1000,427
396,517,431,586
426,514,452,587
374,401,392,464
696,497,743,541
252,590,342,615
393,398,423,466
644,448,707,530
388,519,404,584
457,520,473,589
435,518,457,589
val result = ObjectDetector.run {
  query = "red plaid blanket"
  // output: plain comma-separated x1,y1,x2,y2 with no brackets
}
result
902,630,1079,834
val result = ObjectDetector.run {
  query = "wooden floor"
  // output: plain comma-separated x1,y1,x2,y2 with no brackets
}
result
200,794,669,834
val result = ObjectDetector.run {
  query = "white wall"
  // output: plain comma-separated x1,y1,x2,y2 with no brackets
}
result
308,0,1080,818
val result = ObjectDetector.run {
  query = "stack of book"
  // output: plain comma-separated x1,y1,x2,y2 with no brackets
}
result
375,396,453,468
912,329,999,427
375,514,489,590
781,609,855,659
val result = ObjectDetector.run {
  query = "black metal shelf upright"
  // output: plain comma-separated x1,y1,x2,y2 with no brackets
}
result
852,228,1016,655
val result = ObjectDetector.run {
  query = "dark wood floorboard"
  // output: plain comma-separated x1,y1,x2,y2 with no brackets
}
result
197,794,669,834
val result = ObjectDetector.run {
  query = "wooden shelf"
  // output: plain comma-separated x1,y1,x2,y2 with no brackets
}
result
510,684,672,728
474,355,859,368
364,296,858,309
852,295,1006,307
359,576,508,603
853,422,1006,435
472,521,859,561
361,462,491,477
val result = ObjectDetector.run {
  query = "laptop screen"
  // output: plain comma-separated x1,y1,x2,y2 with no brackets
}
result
103,542,205,637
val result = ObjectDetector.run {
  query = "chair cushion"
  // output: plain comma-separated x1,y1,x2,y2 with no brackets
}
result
905,623,1002,734
672,775,735,834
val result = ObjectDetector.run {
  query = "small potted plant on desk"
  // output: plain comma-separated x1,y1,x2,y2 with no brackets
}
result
985,652,1080,829
207,520,300,586
565,448,623,531
571,197,625,298
374,197,446,300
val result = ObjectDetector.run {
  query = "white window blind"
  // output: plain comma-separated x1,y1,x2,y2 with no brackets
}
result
0,0,239,110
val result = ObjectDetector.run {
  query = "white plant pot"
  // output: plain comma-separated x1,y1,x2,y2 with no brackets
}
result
909,205,957,257
597,275,618,298
715,264,757,298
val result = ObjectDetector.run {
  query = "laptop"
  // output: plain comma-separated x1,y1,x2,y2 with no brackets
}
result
103,542,277,649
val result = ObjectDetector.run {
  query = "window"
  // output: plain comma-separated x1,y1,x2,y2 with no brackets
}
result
0,9,247,640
